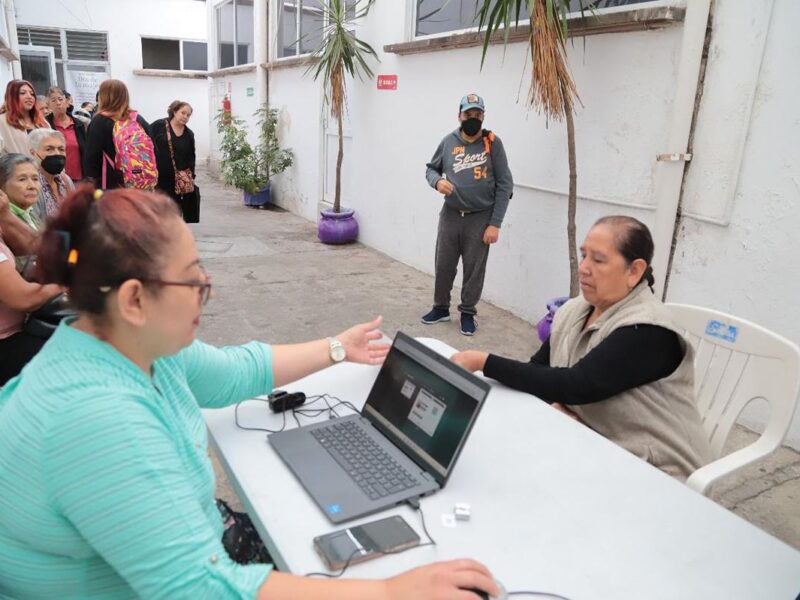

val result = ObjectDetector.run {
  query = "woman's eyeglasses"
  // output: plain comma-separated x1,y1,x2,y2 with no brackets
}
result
98,268,213,306
143,277,213,306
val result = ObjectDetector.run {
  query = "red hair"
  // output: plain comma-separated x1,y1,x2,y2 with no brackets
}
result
0,80,48,130
37,185,180,315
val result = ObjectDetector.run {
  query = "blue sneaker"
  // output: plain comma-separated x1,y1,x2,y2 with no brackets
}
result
460,313,477,336
421,307,451,324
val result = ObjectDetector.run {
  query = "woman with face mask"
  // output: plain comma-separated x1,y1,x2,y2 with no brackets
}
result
45,86,86,182
28,128,75,223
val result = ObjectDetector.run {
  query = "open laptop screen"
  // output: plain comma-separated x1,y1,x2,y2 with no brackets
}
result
362,333,489,485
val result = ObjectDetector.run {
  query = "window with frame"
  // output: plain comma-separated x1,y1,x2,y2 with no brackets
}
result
141,38,208,71
16,25,109,89
277,0,357,59
415,0,657,37
217,0,254,68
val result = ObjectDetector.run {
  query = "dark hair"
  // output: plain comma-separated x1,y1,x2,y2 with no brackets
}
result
167,100,192,119
37,185,180,315
594,215,655,290
0,80,49,129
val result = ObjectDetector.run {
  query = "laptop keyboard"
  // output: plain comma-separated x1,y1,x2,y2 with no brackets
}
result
311,420,420,500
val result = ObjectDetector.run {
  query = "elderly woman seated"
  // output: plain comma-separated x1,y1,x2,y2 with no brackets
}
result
452,216,713,480
29,128,74,223
0,189,63,384
0,154,41,269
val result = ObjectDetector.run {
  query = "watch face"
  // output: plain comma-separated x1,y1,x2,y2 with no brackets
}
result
331,342,346,362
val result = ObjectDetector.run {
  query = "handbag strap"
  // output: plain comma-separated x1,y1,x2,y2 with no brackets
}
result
165,121,180,176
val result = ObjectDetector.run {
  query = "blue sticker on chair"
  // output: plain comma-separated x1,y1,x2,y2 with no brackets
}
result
705,320,738,343
326,504,342,515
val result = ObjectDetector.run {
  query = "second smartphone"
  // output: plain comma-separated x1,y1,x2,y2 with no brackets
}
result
313,515,421,571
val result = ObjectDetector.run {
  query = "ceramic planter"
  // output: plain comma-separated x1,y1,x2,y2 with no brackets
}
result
318,208,358,244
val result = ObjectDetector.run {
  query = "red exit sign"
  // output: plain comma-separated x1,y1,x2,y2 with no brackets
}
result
377,74,397,90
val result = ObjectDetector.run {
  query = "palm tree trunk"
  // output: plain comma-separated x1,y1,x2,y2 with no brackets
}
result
334,109,344,213
565,93,579,297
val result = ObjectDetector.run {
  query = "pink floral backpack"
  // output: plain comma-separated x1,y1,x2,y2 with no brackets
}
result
102,110,158,190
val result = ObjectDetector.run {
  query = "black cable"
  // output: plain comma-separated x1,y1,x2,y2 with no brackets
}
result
234,393,360,434
407,496,436,546
508,593,574,600
304,499,436,579
234,398,287,433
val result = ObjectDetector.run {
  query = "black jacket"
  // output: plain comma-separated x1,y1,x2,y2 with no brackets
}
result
45,113,86,168
150,118,196,199
83,112,154,189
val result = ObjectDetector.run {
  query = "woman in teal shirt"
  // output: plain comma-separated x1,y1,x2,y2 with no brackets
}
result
0,185,497,599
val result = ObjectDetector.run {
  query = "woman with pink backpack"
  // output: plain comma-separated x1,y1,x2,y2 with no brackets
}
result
83,79,159,190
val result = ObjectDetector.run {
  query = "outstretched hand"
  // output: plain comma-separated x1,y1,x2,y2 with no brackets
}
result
336,315,390,365
450,350,488,373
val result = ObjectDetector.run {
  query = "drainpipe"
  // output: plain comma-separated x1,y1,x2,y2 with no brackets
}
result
650,0,712,299
255,0,268,108
6,0,22,78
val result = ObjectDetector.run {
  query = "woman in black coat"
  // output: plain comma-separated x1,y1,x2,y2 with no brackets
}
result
83,79,155,190
151,100,198,222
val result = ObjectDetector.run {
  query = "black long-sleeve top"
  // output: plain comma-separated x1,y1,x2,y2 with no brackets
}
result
150,118,196,200
483,325,684,406
83,113,153,189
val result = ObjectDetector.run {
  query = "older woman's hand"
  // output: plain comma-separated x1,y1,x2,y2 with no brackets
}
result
551,402,585,424
336,315,390,365
0,190,9,214
450,350,488,373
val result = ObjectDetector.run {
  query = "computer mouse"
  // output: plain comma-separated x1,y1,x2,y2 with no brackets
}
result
463,578,507,600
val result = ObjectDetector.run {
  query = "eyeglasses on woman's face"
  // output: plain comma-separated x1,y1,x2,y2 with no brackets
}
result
140,266,212,306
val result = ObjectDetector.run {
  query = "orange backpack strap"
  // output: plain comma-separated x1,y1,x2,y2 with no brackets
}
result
482,130,496,154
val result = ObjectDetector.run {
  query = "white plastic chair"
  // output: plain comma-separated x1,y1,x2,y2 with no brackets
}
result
665,303,800,495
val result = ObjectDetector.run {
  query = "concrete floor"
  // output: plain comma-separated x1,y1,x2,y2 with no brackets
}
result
192,169,800,552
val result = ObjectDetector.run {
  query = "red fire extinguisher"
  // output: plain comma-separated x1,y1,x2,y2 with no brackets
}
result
222,95,231,125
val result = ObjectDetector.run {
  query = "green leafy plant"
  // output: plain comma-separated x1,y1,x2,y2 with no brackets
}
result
306,0,378,213
214,105,294,195
477,0,593,297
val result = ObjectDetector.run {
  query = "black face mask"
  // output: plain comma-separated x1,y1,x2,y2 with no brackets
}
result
40,154,66,175
460,117,483,137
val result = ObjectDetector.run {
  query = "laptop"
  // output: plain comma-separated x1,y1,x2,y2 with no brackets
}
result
269,332,490,523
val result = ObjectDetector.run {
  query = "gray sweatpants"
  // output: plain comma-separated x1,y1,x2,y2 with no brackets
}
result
433,205,492,316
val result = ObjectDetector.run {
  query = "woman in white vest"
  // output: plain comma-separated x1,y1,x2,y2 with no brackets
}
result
452,216,712,480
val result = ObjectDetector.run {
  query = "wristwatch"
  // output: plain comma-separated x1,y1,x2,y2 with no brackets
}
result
328,337,346,363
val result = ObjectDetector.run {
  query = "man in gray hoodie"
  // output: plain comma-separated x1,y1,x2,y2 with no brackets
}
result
422,93,514,335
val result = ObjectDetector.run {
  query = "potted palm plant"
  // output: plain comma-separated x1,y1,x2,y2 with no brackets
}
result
477,0,593,299
307,0,378,244
477,0,592,341
215,105,294,208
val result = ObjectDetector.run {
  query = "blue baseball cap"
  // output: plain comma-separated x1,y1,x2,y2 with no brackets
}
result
459,93,485,113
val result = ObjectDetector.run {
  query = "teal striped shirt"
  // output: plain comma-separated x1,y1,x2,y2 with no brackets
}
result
0,321,273,598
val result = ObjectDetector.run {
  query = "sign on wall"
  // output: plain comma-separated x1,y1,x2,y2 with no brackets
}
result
66,70,109,105
377,75,397,90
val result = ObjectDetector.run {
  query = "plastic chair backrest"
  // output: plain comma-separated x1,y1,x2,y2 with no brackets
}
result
666,303,800,493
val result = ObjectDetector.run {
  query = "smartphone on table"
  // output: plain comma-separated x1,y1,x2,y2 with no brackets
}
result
313,515,420,570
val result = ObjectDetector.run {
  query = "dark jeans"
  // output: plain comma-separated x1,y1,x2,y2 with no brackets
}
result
0,330,46,385
433,205,492,315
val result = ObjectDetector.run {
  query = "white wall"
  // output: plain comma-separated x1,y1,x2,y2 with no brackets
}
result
228,0,800,447
269,65,324,219
207,70,261,175
14,0,210,160
668,0,800,446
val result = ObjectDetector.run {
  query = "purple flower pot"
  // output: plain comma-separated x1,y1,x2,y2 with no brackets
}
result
243,183,271,208
318,208,359,244
535,296,570,342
